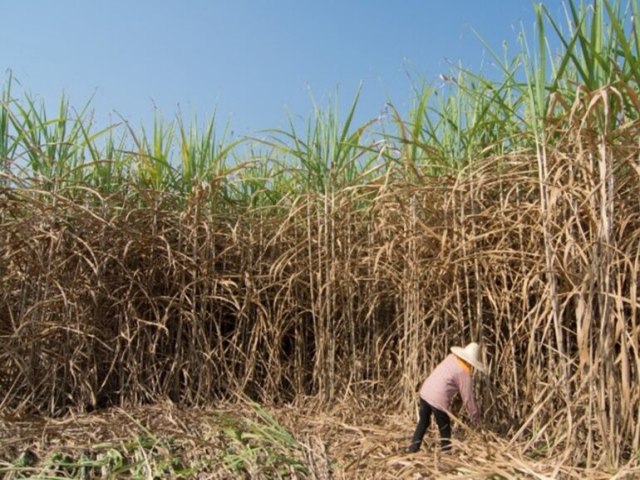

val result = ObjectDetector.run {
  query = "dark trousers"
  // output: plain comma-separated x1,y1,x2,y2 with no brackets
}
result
409,398,451,452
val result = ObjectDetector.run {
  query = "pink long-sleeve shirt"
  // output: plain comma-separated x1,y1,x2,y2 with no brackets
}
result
419,354,480,423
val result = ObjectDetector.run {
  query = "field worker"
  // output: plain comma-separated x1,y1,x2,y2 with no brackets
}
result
408,342,486,453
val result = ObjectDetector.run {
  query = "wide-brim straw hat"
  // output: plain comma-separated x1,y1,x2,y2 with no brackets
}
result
451,342,487,374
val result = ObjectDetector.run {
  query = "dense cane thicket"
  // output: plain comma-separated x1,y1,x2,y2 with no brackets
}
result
2,0,640,471
2,116,639,467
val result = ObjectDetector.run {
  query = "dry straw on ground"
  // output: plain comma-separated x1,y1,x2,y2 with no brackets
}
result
1,400,638,479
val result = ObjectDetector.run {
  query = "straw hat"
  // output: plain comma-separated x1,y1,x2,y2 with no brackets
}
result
451,342,487,373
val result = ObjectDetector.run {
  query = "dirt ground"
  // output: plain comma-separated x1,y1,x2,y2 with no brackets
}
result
1,401,638,479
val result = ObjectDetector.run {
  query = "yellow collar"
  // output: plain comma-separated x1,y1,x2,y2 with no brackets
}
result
455,356,472,374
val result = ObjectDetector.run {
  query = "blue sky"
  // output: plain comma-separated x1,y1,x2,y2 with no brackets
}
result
1,1,565,137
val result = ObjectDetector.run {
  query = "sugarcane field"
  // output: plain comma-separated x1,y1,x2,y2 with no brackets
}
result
2,1,640,478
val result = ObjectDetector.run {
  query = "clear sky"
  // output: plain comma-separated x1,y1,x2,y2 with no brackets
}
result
1,1,566,137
